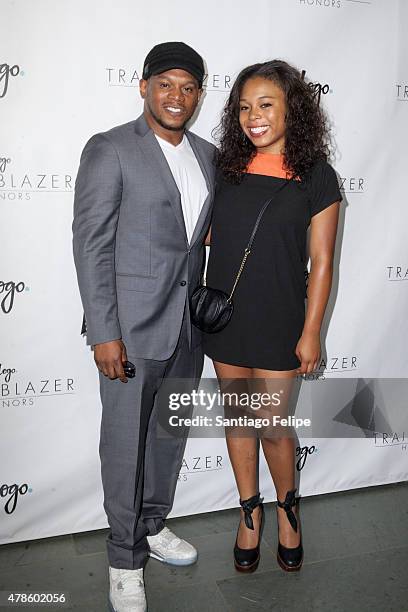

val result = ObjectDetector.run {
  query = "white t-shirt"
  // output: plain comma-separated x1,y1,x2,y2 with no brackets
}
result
155,133,209,244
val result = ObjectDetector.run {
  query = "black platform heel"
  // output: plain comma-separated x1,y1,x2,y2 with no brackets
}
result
234,492,264,573
276,488,303,572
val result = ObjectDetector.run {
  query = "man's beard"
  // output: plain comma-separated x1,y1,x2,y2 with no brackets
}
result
148,103,190,132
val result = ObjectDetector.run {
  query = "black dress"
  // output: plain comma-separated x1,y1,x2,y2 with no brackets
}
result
202,159,343,371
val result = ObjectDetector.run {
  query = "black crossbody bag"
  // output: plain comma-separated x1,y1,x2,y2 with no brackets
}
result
190,178,291,333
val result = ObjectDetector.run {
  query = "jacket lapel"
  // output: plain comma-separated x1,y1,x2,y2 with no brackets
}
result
185,131,215,247
134,115,188,244
134,115,214,248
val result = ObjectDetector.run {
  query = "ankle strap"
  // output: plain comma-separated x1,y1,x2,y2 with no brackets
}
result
277,488,298,533
239,493,264,530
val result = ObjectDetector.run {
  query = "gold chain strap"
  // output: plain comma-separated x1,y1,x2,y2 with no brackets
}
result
227,247,251,303
200,180,290,302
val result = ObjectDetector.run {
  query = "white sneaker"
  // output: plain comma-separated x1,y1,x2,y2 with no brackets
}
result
108,566,147,612
147,526,198,566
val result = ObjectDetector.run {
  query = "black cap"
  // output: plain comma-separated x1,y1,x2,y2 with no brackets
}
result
142,41,205,88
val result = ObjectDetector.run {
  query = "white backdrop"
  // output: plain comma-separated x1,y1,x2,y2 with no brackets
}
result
1,0,407,544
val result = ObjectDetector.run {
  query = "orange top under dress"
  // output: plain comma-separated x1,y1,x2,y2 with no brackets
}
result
246,152,299,181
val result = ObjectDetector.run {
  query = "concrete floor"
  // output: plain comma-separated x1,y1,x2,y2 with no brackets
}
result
0,482,407,611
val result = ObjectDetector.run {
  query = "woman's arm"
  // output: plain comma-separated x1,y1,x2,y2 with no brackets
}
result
295,201,340,374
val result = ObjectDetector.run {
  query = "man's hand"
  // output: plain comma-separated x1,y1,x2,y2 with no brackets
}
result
93,339,129,383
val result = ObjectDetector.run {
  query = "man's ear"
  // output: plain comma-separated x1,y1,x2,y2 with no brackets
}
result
139,78,147,99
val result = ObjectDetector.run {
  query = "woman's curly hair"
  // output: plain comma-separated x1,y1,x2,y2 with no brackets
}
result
213,59,332,183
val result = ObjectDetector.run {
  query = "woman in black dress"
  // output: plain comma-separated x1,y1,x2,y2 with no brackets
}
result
203,60,342,572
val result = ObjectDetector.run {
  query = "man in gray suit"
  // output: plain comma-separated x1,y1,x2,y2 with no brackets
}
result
72,42,215,612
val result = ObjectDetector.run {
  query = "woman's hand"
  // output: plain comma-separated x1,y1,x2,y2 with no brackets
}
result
295,330,321,375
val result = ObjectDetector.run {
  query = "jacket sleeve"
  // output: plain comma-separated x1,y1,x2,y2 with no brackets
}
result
72,133,123,346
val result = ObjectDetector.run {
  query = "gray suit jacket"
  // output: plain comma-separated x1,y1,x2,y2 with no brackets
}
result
72,113,216,360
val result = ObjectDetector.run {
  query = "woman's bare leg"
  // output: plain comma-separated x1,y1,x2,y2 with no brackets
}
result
213,360,261,549
252,367,301,548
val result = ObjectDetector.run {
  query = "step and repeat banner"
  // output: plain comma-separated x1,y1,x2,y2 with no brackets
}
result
1,0,407,544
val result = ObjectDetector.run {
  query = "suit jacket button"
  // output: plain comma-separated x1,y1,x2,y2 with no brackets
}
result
180,280,186,286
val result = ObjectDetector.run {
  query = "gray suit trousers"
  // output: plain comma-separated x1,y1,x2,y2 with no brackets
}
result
98,305,204,569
